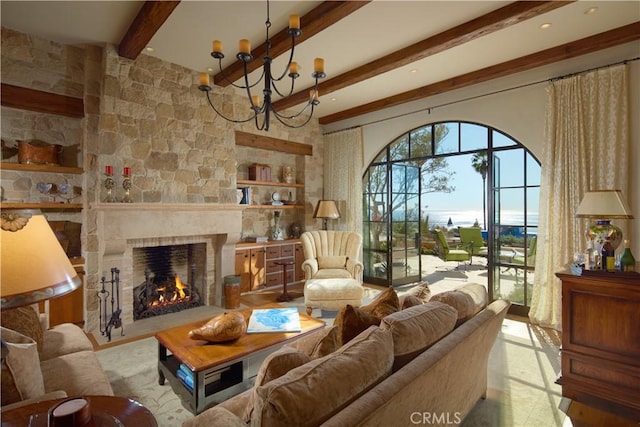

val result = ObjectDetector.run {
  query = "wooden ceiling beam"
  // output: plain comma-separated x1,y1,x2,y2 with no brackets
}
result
118,1,181,60
213,1,370,87
320,22,640,125
273,0,572,112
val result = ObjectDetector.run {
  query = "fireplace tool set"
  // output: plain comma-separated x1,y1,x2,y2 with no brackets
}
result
98,268,124,342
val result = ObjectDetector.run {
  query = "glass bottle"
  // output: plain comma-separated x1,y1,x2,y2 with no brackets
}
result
619,240,636,272
602,241,615,271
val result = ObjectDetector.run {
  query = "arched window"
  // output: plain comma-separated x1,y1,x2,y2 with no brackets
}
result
362,121,540,314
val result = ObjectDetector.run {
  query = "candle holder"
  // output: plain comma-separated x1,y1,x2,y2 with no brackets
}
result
122,176,133,203
103,173,115,203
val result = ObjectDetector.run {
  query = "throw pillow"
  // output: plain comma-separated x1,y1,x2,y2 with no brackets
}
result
334,304,381,345
361,286,400,318
242,346,311,422
317,255,348,270
430,290,476,326
287,325,339,358
0,305,44,355
405,281,431,303
1,327,46,406
399,294,423,310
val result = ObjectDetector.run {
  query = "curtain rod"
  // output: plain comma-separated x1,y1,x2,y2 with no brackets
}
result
322,56,640,136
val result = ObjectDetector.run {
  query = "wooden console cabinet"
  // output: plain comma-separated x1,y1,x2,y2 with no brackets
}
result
556,270,640,421
235,240,303,293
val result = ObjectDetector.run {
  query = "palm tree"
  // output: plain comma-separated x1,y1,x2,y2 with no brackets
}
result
471,151,488,230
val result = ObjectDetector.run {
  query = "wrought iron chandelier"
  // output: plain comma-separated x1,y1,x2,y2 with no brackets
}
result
198,0,326,131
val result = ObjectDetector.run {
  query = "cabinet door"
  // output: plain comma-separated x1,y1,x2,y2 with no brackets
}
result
48,266,84,327
295,243,305,282
250,247,266,290
235,249,251,293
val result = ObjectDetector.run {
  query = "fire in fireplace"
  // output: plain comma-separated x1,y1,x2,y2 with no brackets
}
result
132,244,205,320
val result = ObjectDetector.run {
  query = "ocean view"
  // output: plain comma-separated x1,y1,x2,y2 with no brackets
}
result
425,209,539,230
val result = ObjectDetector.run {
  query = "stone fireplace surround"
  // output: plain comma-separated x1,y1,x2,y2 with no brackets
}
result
88,203,244,334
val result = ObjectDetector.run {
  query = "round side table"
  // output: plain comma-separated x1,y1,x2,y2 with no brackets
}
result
1,395,158,426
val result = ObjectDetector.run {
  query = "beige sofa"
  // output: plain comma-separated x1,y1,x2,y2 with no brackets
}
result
1,305,114,411
183,284,510,427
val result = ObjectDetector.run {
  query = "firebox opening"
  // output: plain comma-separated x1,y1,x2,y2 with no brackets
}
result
132,243,205,320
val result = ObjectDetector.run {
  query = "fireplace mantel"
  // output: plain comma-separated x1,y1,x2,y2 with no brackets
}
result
87,203,245,332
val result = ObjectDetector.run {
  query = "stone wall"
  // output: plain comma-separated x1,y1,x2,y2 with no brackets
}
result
1,26,325,332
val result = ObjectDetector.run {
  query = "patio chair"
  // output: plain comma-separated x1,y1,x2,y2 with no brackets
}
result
458,227,488,261
511,236,537,267
432,229,471,270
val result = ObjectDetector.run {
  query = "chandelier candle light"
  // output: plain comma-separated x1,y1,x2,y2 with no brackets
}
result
198,0,326,131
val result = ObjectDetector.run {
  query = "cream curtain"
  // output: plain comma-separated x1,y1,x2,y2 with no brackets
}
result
529,64,630,330
323,128,364,235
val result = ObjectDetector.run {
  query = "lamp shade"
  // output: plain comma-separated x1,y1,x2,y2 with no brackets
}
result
313,200,341,219
1,214,81,309
576,190,634,219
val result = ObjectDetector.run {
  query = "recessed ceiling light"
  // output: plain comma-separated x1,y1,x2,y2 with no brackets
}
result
207,67,213,72
584,7,598,15
410,69,418,74
539,23,552,30
145,47,155,52
330,97,337,102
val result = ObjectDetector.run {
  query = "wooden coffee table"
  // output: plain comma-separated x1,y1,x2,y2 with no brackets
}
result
155,305,325,414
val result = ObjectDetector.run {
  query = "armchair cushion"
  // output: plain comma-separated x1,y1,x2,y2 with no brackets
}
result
1,327,46,406
317,255,348,270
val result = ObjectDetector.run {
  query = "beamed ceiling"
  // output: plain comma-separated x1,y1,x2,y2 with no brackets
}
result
2,1,639,131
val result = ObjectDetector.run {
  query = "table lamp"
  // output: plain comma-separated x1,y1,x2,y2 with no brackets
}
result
313,200,341,230
575,189,634,251
1,212,81,309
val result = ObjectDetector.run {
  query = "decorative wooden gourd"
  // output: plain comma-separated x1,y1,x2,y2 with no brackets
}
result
188,312,247,342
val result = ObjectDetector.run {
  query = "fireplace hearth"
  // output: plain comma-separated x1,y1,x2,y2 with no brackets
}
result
133,268,202,320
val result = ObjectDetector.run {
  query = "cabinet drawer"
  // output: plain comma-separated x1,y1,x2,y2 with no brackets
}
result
266,261,282,274
266,273,281,286
281,244,294,257
266,246,281,259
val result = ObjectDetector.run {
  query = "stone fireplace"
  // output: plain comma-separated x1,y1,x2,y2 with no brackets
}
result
88,203,244,334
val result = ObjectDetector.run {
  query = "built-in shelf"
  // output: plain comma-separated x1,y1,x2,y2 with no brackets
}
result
237,179,304,188
1,162,84,174
0,202,82,210
0,83,84,118
243,204,303,209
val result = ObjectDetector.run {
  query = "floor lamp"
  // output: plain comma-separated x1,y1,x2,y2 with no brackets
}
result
313,200,341,230
1,212,81,309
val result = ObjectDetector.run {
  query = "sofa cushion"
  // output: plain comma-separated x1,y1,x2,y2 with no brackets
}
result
1,327,46,406
251,326,394,426
317,255,348,270
430,284,487,326
40,350,114,397
334,304,381,346
287,325,339,359
405,281,431,302
0,305,44,354
41,323,94,361
381,302,458,370
243,346,312,422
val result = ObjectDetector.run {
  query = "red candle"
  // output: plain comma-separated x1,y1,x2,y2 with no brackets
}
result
105,165,113,175
123,167,131,177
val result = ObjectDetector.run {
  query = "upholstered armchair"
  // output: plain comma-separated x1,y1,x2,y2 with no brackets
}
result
300,231,363,282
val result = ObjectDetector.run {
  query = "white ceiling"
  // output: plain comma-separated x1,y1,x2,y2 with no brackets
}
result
2,1,639,129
